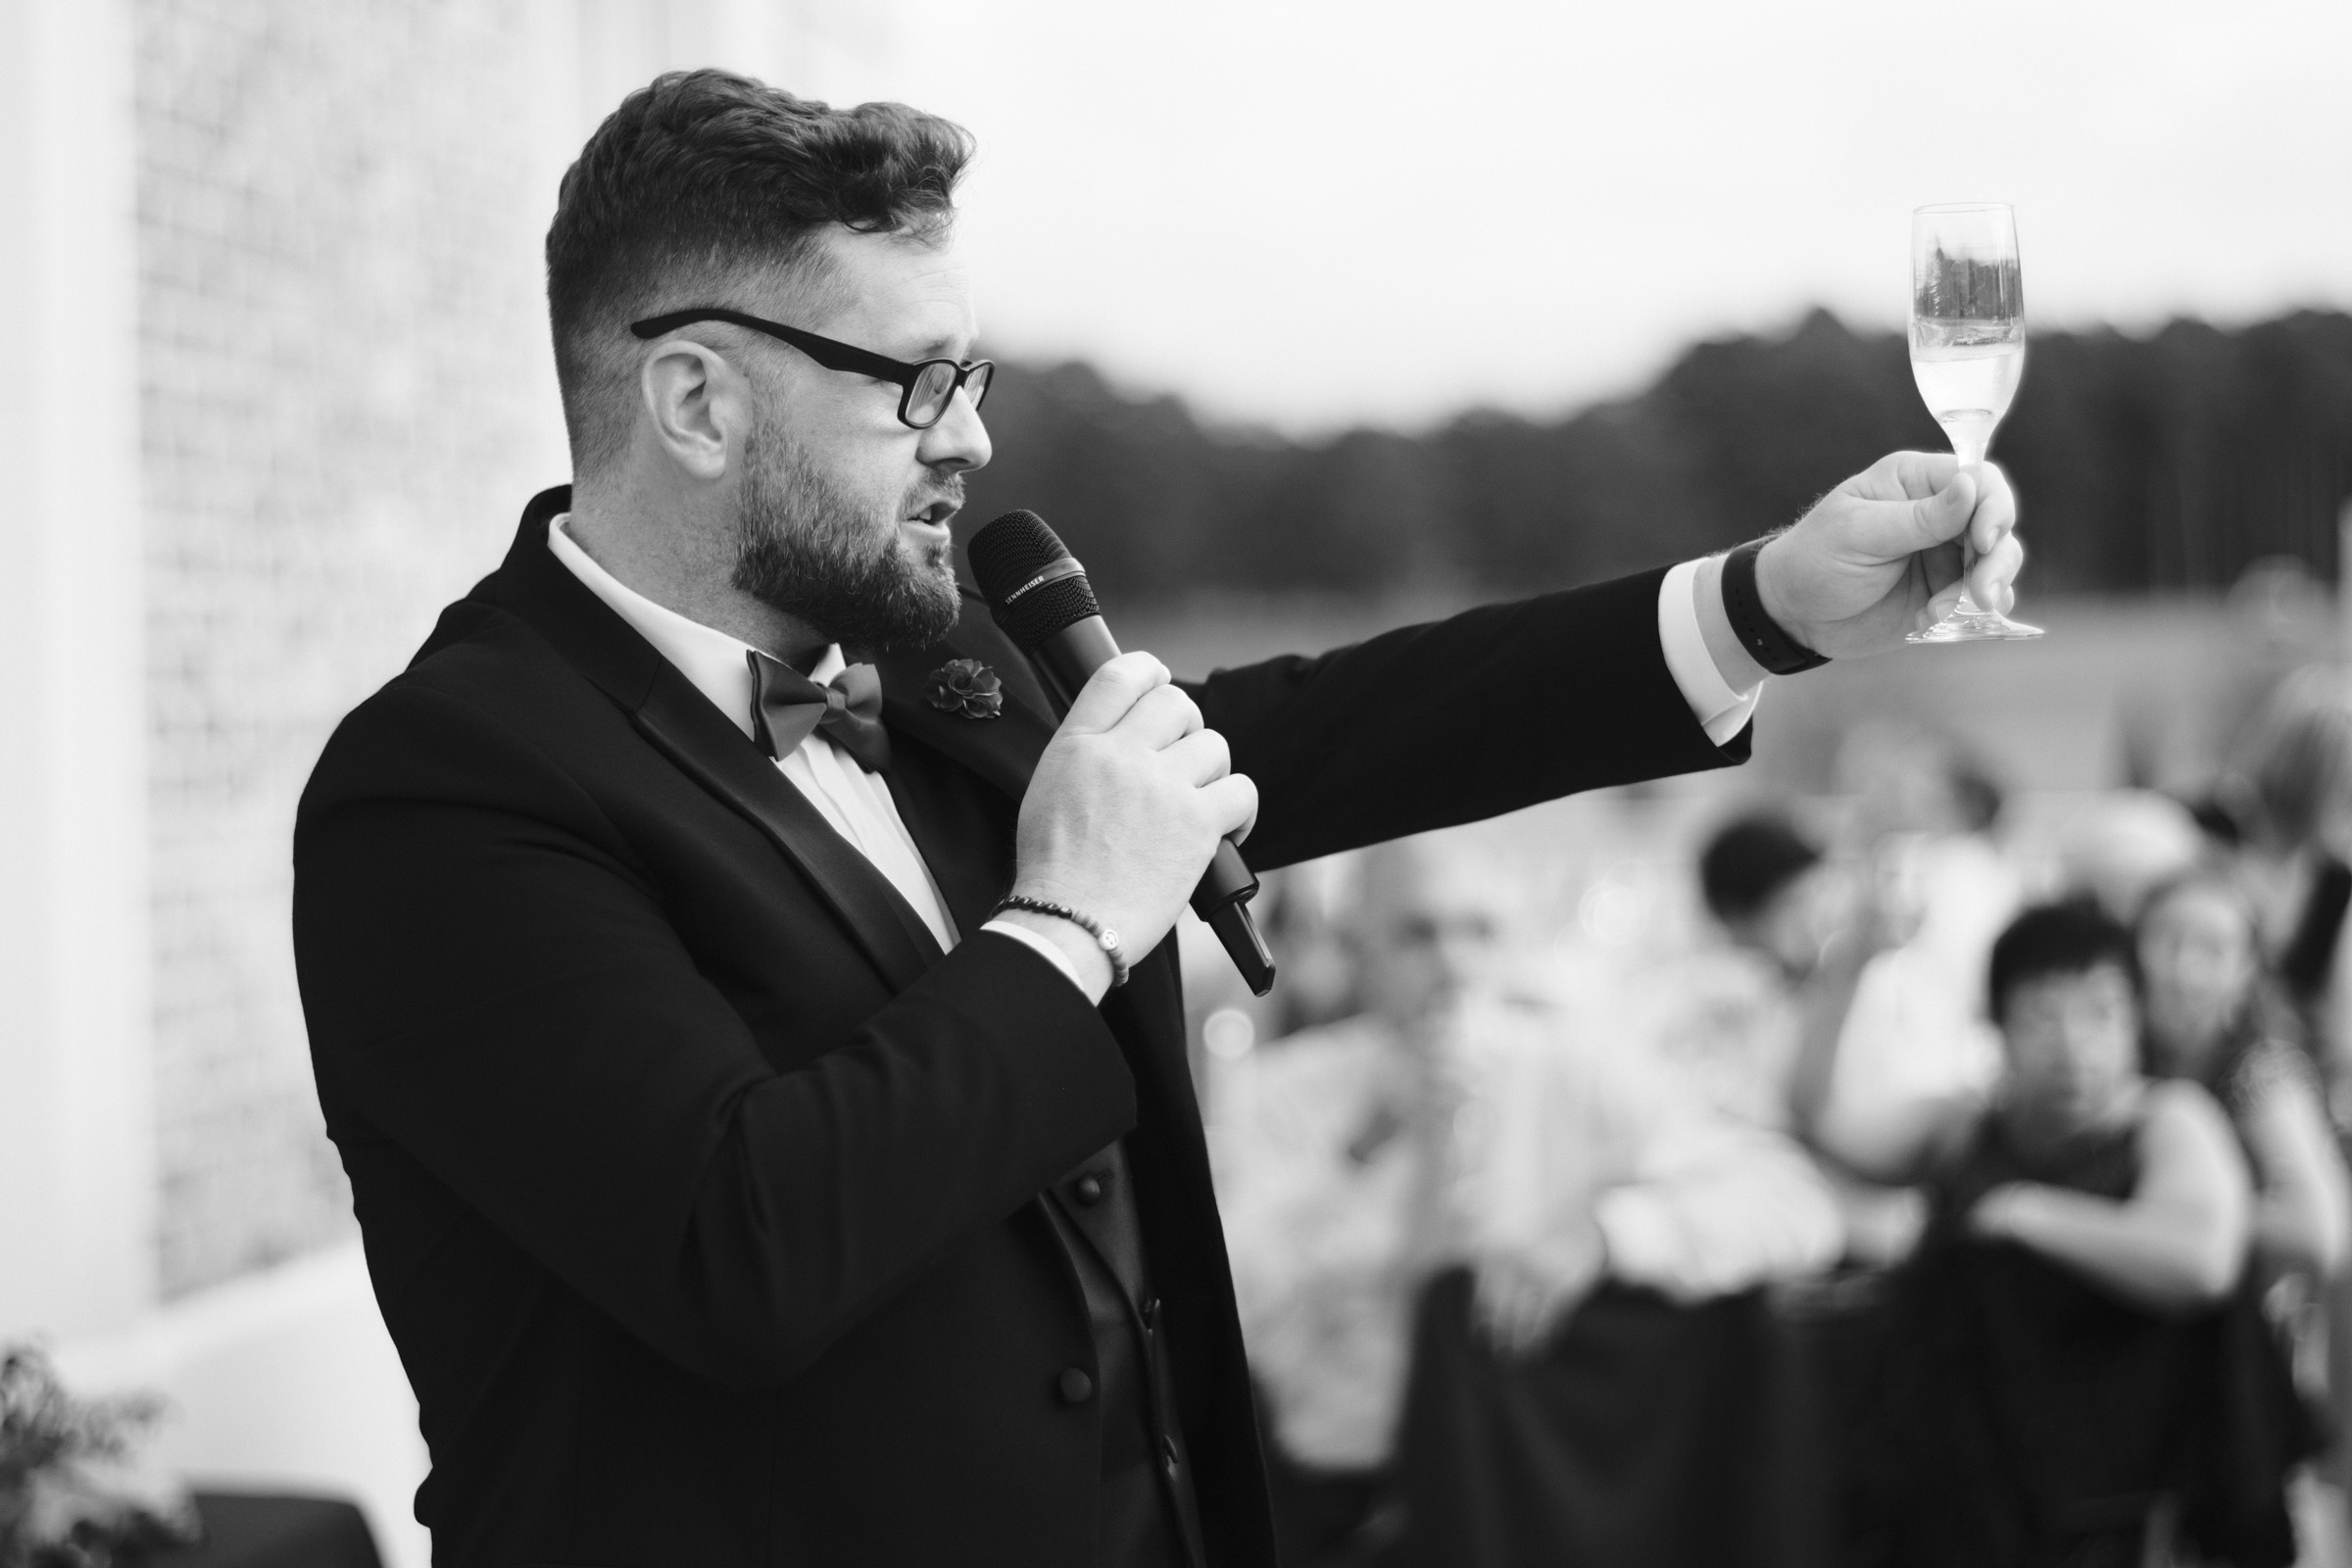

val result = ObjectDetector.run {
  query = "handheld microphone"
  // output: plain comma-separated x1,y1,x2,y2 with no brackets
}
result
968,510,1277,998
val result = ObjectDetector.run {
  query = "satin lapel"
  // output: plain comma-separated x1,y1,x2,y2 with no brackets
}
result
878,741,1013,941
872,636,1056,807
485,489,943,992
631,662,944,993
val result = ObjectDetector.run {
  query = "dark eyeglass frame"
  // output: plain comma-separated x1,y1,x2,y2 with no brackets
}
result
629,307,994,430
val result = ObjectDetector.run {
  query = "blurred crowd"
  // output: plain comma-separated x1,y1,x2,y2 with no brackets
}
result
1190,636,2352,1568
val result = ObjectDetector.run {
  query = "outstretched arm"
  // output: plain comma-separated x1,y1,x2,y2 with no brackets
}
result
1192,452,2022,868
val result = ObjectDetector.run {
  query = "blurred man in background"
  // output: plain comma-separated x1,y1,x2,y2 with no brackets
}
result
1215,836,1840,1566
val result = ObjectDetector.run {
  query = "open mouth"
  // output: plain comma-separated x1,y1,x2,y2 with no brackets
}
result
906,499,960,530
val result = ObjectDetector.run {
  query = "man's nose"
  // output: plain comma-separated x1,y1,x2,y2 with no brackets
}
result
918,385,991,473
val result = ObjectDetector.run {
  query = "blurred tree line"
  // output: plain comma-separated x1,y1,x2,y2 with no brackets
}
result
960,309,2352,605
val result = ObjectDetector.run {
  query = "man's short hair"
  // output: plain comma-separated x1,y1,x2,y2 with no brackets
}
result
545,69,974,472
1697,813,1821,924
1987,901,2134,1022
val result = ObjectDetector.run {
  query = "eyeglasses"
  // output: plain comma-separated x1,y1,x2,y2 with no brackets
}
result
629,307,995,430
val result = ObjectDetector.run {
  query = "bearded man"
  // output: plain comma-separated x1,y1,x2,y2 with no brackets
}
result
292,70,2025,1568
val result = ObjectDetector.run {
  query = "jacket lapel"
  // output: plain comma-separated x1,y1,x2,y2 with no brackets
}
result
632,670,944,992
870,625,1055,941
486,487,943,994
873,631,1056,807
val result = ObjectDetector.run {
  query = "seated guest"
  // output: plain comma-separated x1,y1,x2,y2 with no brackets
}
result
1699,811,1843,989
1227,838,1839,1568
1206,841,1479,1566
1669,810,1939,1273
1805,732,2017,1189
2205,664,2352,1036
2138,869,2349,1282
1850,904,2311,1568
1666,811,1843,1134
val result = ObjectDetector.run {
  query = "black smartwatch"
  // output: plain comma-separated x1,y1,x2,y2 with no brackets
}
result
1720,538,1828,675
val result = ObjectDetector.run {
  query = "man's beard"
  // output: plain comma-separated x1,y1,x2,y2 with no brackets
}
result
729,417,962,653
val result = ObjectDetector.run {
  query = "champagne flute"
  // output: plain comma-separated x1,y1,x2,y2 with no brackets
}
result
1906,203,2043,642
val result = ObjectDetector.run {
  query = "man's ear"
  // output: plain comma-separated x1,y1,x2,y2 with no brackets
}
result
639,340,745,482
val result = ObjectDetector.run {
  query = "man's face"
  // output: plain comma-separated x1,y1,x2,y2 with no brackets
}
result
728,225,990,651
1356,857,1506,1029
1998,961,2141,1130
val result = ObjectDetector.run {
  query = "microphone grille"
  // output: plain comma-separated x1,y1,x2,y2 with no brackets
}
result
968,509,1102,652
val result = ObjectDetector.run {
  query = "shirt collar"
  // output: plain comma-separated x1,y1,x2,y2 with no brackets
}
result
547,514,843,742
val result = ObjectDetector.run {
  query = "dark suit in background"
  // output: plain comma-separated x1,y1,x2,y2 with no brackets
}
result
292,485,1742,1566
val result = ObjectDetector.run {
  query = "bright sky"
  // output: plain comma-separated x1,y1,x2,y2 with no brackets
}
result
784,0,2351,434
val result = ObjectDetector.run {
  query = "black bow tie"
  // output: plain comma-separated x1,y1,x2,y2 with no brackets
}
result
748,650,892,773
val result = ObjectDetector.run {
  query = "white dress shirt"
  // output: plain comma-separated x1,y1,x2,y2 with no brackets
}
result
1455,1000,1841,1301
548,515,1762,998
547,515,1085,985
1210,990,1838,1468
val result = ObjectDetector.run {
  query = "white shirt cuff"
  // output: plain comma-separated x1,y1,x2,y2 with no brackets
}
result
981,916,1092,996
1658,559,1764,748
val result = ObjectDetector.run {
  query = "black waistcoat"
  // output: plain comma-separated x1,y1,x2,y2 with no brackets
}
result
1045,1141,1209,1568
879,723,1205,1568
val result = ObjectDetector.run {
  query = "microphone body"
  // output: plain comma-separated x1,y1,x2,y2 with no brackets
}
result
970,512,1277,997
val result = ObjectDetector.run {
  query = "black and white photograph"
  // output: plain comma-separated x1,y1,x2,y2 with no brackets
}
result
3,2,2350,1565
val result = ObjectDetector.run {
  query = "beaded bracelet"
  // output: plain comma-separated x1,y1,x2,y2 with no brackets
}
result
993,895,1131,989
1722,538,1829,675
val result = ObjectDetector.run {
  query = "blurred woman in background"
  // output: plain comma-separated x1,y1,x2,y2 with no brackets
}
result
2211,666,2352,1082
1848,904,2307,1568
2209,670,2352,1519
2137,870,2348,1283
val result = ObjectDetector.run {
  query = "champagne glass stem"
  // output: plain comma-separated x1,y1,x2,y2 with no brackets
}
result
1942,425,1989,607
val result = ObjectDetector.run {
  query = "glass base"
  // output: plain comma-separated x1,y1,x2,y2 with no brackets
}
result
1907,598,2045,643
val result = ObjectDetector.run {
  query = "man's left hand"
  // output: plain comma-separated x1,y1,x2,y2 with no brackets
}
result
1757,452,2023,658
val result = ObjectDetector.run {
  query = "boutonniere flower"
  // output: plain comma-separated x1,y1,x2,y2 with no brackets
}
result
925,658,1004,719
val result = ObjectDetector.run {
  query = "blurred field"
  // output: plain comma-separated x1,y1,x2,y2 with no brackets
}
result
1127,591,2296,796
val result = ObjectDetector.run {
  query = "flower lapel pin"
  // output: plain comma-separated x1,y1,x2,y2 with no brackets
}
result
925,658,1004,719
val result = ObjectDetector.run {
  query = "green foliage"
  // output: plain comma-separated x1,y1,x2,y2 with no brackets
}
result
959,310,2352,604
0,1348,166,1568
0,1350,159,1493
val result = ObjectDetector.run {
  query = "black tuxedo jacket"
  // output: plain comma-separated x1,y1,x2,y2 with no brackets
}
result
292,486,1744,1567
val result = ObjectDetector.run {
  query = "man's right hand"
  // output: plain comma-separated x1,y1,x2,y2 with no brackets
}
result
1004,653,1257,996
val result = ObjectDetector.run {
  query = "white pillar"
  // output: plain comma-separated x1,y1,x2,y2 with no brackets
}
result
0,0,156,1340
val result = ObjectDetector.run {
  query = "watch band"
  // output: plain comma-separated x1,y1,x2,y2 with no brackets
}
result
993,895,1131,988
1721,538,1828,675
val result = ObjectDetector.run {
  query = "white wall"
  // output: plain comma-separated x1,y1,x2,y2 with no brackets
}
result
0,0,159,1345
2,13,825,1565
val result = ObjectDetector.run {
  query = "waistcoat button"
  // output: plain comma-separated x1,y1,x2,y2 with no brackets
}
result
1074,1173,1105,1206
1056,1367,1095,1405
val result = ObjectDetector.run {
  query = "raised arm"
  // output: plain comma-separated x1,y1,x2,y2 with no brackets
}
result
1969,1082,2253,1314
1795,940,1991,1186
1192,452,2021,872
1190,568,1739,871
